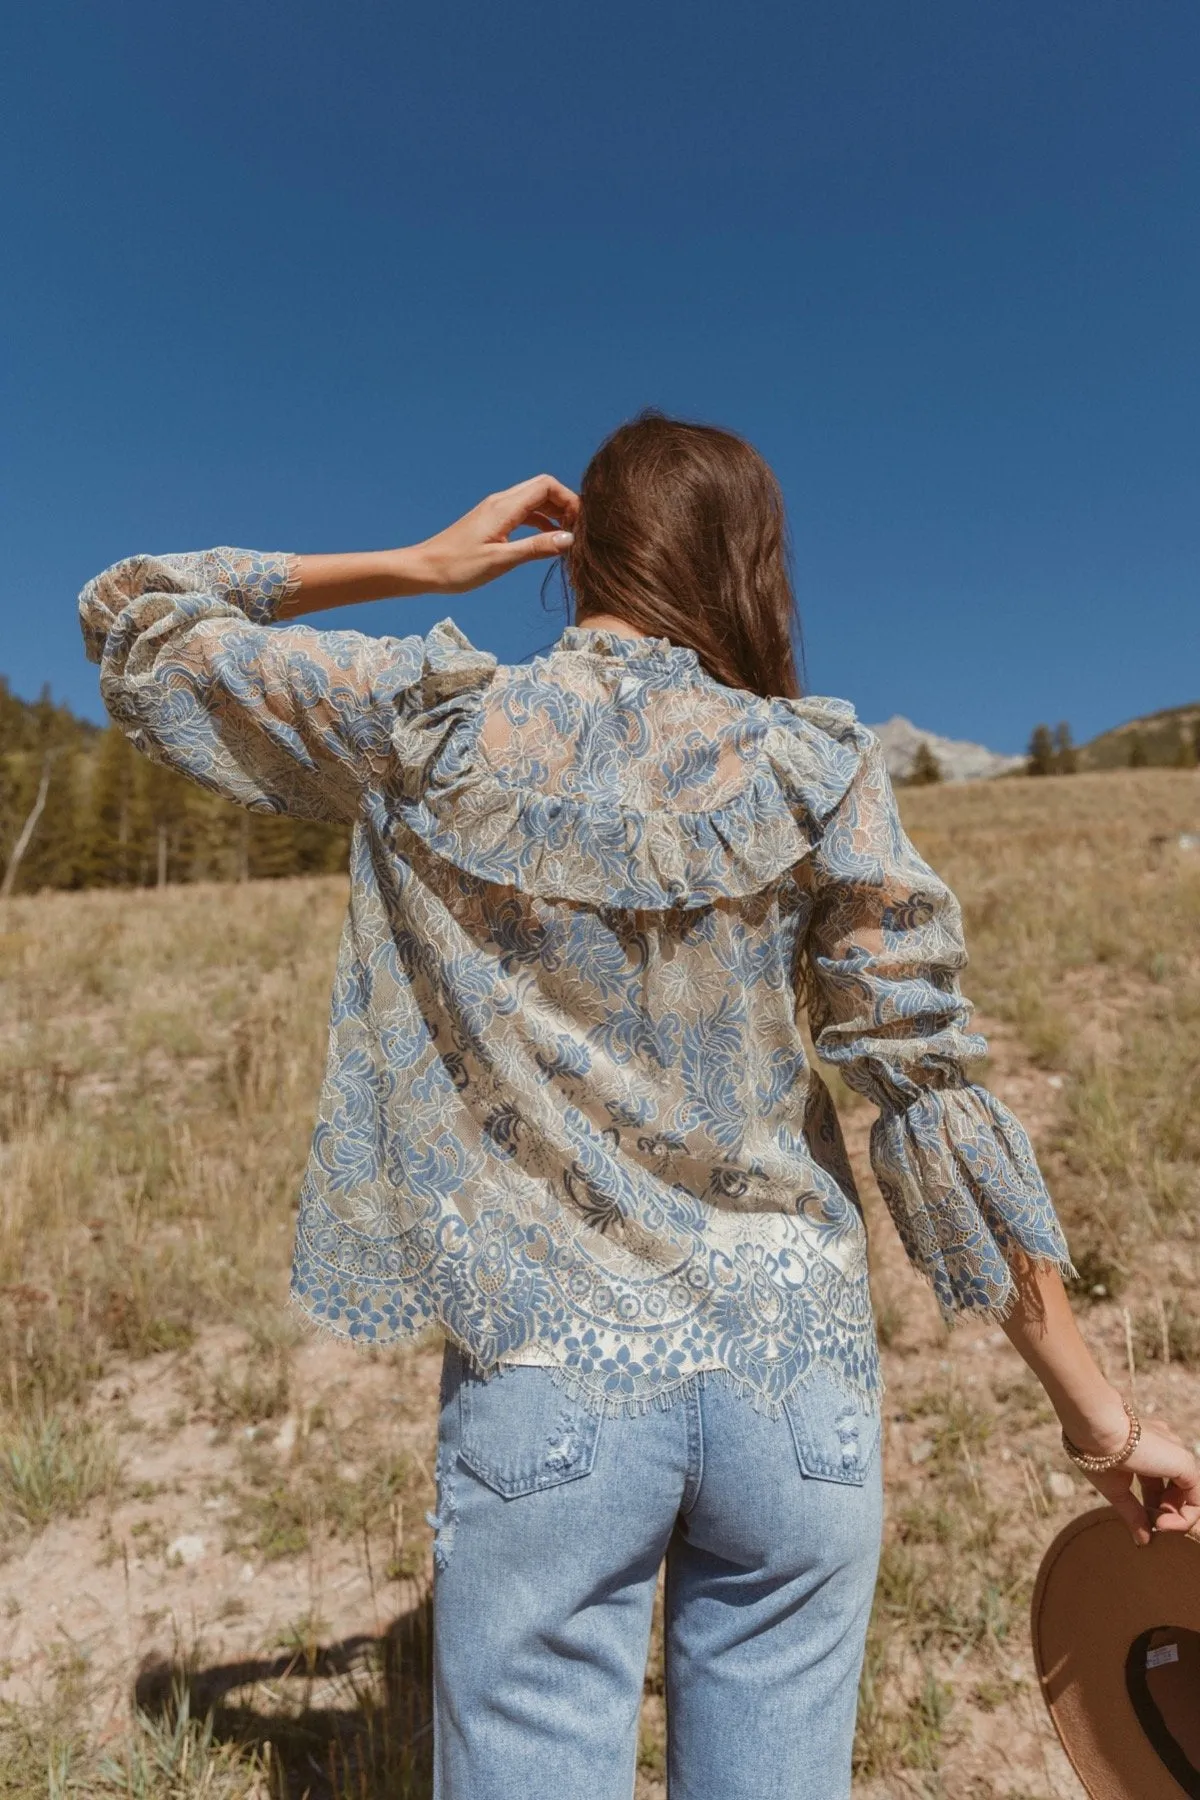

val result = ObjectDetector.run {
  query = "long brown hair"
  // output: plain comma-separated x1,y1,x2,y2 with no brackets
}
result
564,410,804,699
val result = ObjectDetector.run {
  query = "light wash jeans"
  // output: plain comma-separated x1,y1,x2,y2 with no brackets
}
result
431,1345,883,1799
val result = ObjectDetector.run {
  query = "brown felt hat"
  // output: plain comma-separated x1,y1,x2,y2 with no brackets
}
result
1032,1507,1200,1798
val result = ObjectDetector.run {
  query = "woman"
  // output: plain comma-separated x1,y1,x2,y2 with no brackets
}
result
80,412,1199,1799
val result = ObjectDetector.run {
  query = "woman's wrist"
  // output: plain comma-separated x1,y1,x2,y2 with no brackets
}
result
281,548,434,617
396,539,460,595
1054,1382,1132,1457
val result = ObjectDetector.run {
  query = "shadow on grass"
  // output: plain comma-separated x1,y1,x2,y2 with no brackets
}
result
134,1586,435,1800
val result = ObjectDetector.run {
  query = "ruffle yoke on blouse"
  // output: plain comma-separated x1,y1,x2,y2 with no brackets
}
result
390,618,867,912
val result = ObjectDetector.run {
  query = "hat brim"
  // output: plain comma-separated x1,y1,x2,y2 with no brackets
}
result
1031,1506,1200,1799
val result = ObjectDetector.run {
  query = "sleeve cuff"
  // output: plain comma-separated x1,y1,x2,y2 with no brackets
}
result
870,1083,1073,1319
156,548,300,624
79,549,300,665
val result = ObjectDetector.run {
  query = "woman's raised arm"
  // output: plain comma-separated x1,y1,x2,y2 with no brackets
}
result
78,477,576,822
279,475,577,617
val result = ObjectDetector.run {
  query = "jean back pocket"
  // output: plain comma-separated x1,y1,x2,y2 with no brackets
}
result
458,1362,602,1499
782,1372,880,1487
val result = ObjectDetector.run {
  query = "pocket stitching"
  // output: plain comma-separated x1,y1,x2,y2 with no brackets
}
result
458,1382,602,1498
783,1393,881,1487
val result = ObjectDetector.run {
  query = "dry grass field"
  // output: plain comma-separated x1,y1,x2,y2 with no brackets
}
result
0,767,1197,1798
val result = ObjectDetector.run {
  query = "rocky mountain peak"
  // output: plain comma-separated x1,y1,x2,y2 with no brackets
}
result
867,715,1026,784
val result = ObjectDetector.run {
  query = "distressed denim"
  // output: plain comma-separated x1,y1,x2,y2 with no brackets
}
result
431,1345,883,1800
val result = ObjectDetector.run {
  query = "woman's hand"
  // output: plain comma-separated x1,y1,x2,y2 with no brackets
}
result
411,475,578,594
1076,1414,1200,1546
281,476,579,619
998,1258,1200,1546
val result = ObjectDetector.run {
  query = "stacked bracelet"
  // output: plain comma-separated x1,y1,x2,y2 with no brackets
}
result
1061,1399,1142,1474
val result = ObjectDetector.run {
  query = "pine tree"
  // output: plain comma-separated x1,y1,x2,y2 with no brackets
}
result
908,741,943,786
78,726,141,886
19,747,85,891
1174,724,1198,769
246,809,306,880
1128,733,1149,769
1054,722,1078,774
138,758,184,887
0,683,91,893
0,755,52,898
0,675,355,892
1027,724,1056,777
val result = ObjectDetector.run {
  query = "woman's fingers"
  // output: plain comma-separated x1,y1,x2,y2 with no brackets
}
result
1095,1473,1153,1545
1091,1422,1200,1540
488,475,579,538
1151,1445,1200,1531
413,477,579,592
483,477,577,568
1153,1491,1200,1533
496,529,574,568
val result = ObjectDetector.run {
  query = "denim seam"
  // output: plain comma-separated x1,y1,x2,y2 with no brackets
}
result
680,1380,704,1514
489,1355,885,1423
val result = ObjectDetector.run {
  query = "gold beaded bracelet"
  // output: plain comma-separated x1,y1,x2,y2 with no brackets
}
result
1061,1399,1142,1475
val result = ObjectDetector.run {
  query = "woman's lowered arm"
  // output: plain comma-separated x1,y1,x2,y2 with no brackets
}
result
1001,1256,1200,1543
802,730,1200,1541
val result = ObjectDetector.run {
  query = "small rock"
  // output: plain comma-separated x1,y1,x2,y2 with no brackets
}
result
275,1416,298,1453
337,1463,360,1484
166,1535,206,1567
1045,1075,1064,1090
1046,1471,1076,1501
240,1563,256,1585
908,1439,935,1466
242,1425,259,1441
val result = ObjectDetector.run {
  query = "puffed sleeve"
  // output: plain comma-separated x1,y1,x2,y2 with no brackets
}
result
800,730,1073,1318
79,548,493,824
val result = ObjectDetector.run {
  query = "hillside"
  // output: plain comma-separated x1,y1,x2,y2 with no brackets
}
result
1077,698,1200,770
1,767,1198,1798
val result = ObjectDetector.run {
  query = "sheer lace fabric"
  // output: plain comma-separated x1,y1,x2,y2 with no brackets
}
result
79,554,1073,1417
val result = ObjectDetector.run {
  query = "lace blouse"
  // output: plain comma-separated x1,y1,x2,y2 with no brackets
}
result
79,548,1072,1417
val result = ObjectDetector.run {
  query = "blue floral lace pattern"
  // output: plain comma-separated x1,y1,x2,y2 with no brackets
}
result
80,550,1073,1417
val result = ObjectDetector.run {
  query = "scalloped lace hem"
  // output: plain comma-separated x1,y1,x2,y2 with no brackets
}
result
286,1288,882,1421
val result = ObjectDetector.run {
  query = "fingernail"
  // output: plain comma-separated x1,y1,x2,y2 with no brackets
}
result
555,532,573,547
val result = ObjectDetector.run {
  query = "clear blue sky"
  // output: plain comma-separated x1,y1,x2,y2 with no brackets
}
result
3,2,1197,751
